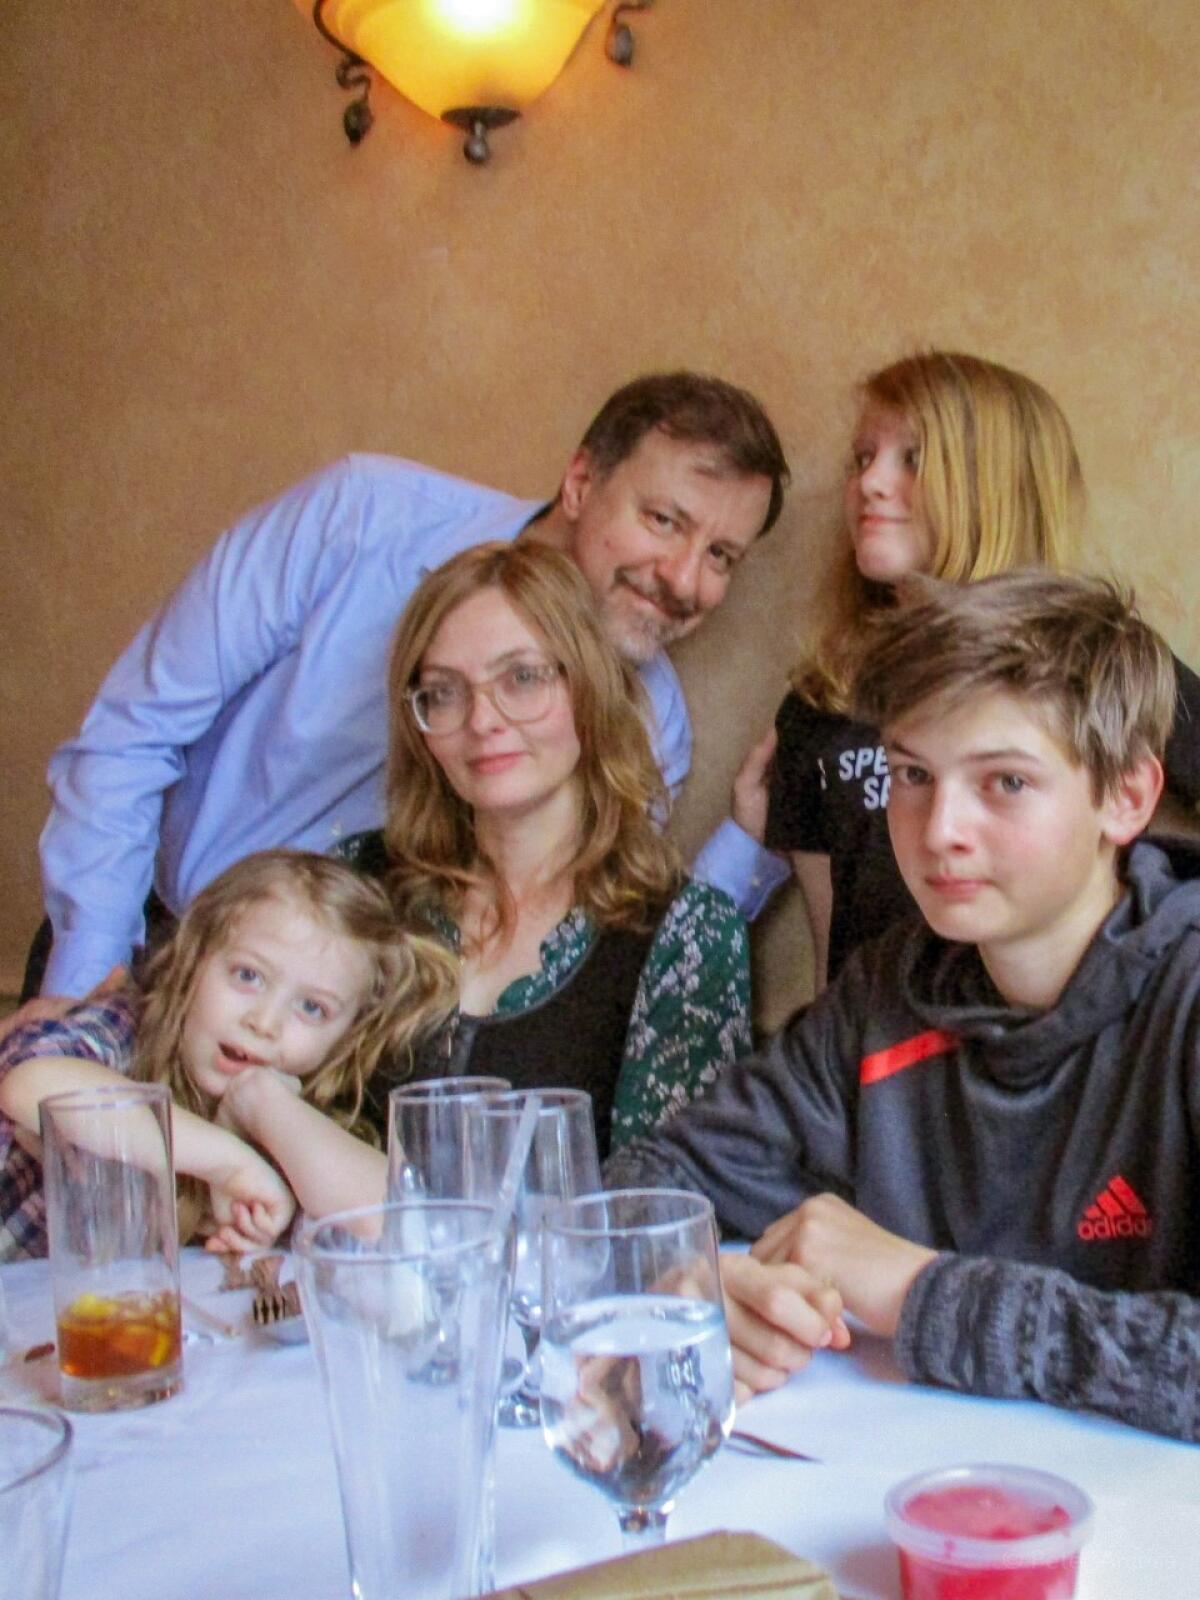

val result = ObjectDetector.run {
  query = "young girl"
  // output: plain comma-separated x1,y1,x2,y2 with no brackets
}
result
765,350,1200,987
0,850,457,1259
339,540,752,1158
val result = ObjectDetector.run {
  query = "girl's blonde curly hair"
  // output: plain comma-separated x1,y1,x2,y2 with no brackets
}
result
132,850,458,1239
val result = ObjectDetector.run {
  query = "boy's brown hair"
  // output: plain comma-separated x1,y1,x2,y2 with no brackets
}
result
853,569,1177,801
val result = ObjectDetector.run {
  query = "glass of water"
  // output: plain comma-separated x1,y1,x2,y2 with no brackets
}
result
540,1188,734,1552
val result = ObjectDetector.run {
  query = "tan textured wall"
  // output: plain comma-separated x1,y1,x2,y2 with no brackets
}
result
2,1,1198,1023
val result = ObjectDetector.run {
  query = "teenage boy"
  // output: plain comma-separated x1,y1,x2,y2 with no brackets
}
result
606,570,1200,1442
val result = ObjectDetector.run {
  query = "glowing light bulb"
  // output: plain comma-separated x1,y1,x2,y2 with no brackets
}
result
433,0,522,35
303,0,607,127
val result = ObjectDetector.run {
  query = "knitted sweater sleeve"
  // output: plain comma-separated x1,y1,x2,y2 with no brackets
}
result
895,1253,1200,1442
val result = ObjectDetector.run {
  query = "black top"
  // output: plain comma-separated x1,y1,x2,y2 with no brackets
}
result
766,652,1200,981
365,923,657,1160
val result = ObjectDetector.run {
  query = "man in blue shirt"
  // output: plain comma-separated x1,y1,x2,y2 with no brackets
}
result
30,372,792,1000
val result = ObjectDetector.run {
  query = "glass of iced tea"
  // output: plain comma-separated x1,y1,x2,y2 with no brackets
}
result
40,1083,183,1412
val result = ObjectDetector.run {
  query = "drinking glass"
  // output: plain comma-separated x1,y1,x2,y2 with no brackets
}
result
386,1076,511,1200
467,1089,601,1427
385,1075,516,1588
540,1188,734,1552
0,1407,74,1600
40,1084,182,1412
295,1200,510,1600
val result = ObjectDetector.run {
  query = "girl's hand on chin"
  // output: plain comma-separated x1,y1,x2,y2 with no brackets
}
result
216,1066,300,1138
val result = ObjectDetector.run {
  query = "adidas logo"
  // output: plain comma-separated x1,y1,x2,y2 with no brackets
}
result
1077,1175,1152,1242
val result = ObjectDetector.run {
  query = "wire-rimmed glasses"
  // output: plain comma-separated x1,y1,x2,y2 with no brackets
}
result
405,659,566,735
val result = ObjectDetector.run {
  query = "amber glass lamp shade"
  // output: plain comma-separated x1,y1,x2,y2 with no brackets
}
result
302,0,608,120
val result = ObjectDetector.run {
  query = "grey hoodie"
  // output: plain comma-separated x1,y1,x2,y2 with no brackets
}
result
606,837,1200,1441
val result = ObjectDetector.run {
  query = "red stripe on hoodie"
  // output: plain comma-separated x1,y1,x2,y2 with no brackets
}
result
860,1029,959,1086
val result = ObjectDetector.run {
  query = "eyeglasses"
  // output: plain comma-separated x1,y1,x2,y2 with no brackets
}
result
405,659,566,735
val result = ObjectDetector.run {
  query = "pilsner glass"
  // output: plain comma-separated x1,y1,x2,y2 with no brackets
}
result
296,1200,510,1600
40,1083,182,1412
385,1074,515,1589
540,1188,734,1551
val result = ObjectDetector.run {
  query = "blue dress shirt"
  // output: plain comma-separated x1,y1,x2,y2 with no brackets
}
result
40,454,785,995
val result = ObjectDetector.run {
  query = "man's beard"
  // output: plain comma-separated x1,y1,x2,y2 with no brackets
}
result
601,573,697,664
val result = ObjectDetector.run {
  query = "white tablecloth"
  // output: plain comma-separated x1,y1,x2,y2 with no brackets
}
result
2,1250,1196,1599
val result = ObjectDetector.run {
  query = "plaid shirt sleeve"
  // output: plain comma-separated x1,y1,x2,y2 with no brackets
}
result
0,995,138,1262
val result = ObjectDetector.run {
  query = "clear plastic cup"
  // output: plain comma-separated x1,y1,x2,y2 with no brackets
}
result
884,1463,1094,1600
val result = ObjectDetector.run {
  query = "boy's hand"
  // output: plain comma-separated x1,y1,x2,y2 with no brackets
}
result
752,1193,936,1339
719,1252,850,1404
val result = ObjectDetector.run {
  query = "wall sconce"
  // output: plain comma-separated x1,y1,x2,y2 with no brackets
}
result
300,0,655,163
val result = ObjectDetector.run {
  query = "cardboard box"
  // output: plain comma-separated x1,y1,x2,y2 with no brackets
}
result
482,1530,840,1598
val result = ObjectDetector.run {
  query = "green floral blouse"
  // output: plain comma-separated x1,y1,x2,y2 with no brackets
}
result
451,882,751,1146
333,834,751,1146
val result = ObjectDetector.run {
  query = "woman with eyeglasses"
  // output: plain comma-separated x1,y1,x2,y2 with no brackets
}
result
336,540,751,1157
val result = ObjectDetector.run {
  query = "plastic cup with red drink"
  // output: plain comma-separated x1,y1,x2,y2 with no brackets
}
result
884,1463,1094,1600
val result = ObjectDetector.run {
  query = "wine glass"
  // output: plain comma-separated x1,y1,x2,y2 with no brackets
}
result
466,1090,601,1427
540,1188,734,1552
386,1077,511,1200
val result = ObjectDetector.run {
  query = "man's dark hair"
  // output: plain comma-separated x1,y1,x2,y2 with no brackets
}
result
578,372,790,536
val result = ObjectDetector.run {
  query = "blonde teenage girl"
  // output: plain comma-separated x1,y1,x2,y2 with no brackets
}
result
764,350,1200,986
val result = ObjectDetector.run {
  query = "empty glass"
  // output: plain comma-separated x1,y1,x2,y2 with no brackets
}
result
0,1406,74,1600
467,1089,601,1427
386,1076,510,1200
40,1084,182,1412
295,1200,510,1600
540,1188,734,1552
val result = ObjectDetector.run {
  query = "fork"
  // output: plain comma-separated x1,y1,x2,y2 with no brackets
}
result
248,1256,301,1327
251,1280,302,1327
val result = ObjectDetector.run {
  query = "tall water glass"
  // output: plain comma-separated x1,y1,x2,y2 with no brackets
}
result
295,1200,510,1600
40,1084,182,1412
541,1189,734,1552
0,1407,74,1600
467,1089,601,1427
386,1076,510,1200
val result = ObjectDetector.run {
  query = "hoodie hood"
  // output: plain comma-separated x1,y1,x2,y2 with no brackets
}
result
895,836,1200,1083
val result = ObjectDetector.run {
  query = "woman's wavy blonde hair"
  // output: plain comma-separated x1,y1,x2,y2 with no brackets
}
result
384,541,681,939
795,351,1086,711
132,850,458,1240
